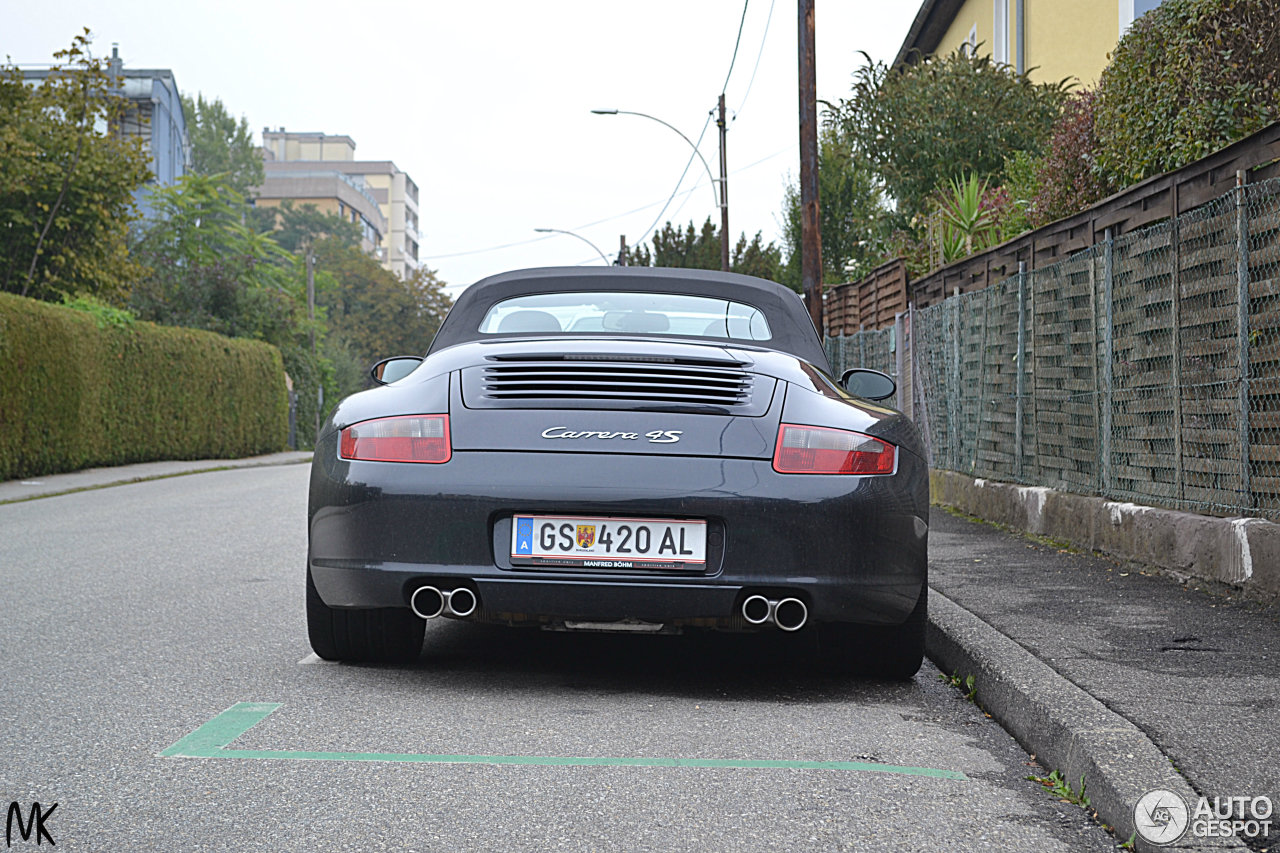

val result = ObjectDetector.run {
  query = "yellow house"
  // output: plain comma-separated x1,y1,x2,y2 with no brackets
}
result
894,0,1167,87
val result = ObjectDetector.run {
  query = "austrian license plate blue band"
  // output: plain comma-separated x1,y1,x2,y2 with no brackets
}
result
512,515,706,570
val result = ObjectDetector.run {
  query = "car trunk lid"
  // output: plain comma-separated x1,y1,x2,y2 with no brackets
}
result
450,343,782,459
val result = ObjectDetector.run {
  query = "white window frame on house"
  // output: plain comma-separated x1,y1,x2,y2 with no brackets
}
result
993,0,1010,65
966,24,978,56
1119,0,1135,33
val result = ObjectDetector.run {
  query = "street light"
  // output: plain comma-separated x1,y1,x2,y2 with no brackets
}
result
591,107,728,271
533,228,612,265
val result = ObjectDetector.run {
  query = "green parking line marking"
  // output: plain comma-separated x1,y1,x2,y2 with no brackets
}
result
160,702,967,781
160,702,283,756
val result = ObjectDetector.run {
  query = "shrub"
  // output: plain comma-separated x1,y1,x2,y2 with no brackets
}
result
0,292,287,480
1029,90,1118,225
1095,0,1280,185
1000,149,1041,236
833,47,1069,220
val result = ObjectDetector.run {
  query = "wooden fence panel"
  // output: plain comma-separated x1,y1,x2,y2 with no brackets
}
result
1027,252,1100,494
973,278,1020,479
1247,183,1280,516
1176,199,1246,511
1108,223,1180,505
909,121,1280,311
824,259,909,335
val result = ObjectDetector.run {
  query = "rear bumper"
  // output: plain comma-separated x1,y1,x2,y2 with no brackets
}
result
308,444,928,627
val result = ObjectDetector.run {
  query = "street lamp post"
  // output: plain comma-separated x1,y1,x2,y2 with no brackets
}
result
591,108,728,271
533,228,613,265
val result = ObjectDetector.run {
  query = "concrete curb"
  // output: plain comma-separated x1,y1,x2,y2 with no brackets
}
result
0,451,314,504
926,588,1244,852
931,470,1280,600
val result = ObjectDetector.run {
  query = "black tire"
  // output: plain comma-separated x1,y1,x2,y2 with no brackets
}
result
816,586,927,679
306,567,425,664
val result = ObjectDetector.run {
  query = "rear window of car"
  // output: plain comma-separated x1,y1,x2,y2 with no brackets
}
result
477,292,772,341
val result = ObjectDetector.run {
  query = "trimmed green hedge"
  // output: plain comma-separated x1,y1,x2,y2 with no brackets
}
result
0,292,288,481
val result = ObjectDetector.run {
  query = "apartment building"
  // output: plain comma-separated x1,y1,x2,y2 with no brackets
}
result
20,44,189,219
256,130,421,279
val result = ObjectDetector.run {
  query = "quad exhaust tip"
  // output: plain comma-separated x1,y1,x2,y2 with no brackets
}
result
773,597,808,632
742,594,772,625
740,594,807,631
411,585,477,620
446,587,477,618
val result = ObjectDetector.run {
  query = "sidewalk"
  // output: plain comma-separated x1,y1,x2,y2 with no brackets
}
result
927,507,1279,852
0,451,313,504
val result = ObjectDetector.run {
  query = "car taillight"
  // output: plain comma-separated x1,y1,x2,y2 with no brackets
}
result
339,415,451,464
772,424,896,475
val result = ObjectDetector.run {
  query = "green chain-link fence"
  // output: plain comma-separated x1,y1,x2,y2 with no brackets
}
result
824,325,896,377
879,175,1280,521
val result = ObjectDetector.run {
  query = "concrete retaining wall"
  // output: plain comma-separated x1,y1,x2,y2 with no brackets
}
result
930,471,1280,599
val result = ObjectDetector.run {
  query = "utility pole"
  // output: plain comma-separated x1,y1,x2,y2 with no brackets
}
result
798,0,824,333
717,94,730,272
618,234,628,266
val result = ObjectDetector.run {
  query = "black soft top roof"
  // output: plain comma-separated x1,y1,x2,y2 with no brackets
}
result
430,267,829,368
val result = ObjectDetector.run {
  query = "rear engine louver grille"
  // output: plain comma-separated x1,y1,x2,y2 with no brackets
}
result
480,361,753,406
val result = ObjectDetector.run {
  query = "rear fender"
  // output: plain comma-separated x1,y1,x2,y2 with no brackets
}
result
779,384,925,461
323,373,453,439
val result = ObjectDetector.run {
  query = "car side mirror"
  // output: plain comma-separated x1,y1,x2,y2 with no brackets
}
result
840,368,896,401
371,356,423,385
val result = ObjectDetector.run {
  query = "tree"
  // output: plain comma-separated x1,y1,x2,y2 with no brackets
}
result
627,219,721,270
249,199,362,253
127,171,342,447
731,232,784,282
780,125,899,289
314,239,451,367
129,173,297,342
626,218,784,282
0,30,150,302
832,48,1069,220
182,93,265,196
1095,0,1280,185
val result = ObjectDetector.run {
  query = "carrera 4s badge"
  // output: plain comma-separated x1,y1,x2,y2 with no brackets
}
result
540,427,683,444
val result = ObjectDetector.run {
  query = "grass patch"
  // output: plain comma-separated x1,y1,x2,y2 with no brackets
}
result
1026,769,1091,809
937,670,978,704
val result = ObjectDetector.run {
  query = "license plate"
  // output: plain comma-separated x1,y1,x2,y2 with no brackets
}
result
511,515,706,570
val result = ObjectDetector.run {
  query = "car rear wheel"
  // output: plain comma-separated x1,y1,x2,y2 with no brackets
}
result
816,586,927,680
306,566,425,663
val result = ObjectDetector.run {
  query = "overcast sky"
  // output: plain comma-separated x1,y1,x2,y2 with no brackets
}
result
7,1,918,295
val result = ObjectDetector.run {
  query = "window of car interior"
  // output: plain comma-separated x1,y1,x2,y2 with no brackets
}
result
478,292,772,341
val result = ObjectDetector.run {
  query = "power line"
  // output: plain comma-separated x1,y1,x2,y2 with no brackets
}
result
722,0,751,93
422,233,557,260
734,0,777,120
559,3,750,262
632,113,715,248
422,171,710,261
423,143,788,263
428,4,765,266
422,176,723,262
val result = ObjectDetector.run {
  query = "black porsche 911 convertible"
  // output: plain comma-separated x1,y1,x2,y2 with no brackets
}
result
306,266,929,678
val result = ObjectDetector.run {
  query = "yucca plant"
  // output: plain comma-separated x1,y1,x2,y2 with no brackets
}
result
929,172,1003,264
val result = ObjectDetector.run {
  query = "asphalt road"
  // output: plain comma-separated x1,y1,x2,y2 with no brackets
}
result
0,464,1117,851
